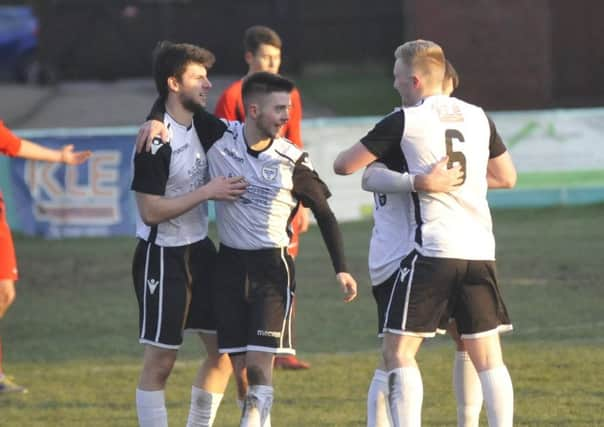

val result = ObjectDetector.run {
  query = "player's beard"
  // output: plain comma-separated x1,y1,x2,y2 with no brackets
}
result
179,92,204,113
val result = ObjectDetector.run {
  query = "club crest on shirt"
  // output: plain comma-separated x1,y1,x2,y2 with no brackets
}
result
261,165,278,182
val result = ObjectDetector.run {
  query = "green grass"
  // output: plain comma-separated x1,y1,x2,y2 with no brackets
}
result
516,169,604,188
297,67,400,116
2,204,604,425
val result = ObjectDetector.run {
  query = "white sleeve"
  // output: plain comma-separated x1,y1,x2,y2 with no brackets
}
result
361,162,415,193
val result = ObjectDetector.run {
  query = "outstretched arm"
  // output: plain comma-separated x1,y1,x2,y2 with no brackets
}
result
17,139,91,165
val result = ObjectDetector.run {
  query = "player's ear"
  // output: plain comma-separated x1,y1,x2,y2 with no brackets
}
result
411,75,420,88
247,102,259,119
244,51,254,66
167,76,179,93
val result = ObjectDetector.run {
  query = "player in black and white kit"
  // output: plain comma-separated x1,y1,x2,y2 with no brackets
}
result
362,148,462,427
334,40,517,427
362,61,496,427
131,42,247,427
142,72,358,427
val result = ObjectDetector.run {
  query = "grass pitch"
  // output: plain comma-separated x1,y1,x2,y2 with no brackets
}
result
2,204,603,426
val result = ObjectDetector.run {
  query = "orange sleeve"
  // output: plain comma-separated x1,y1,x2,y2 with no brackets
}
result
284,88,303,148
214,80,245,121
0,121,22,157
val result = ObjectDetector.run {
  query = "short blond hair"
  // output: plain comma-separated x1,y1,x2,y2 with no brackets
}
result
394,39,445,87
444,60,459,91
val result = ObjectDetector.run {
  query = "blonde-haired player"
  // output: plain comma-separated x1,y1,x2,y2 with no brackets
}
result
335,39,516,427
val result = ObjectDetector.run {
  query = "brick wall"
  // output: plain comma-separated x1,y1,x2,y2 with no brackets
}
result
404,0,554,109
403,0,604,109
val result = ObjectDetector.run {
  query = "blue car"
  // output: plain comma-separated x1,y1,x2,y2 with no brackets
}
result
0,6,39,83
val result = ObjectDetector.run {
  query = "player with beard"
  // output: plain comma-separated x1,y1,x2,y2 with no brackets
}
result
131,41,248,427
140,71,358,427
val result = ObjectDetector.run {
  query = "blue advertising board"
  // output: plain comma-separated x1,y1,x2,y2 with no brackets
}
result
8,128,137,238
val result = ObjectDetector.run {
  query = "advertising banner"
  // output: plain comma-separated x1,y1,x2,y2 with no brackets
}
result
9,131,136,238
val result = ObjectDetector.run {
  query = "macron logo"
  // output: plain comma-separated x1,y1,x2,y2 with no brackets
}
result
257,330,281,338
147,278,160,295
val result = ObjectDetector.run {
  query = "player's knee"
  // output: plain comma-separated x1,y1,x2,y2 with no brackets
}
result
246,365,268,385
150,362,173,384
206,351,233,374
142,351,176,384
0,280,16,317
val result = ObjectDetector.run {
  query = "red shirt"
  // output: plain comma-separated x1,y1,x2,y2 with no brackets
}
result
0,121,22,156
214,79,304,148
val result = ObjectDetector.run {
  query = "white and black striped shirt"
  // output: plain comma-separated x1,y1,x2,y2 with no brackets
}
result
131,112,210,246
361,97,507,261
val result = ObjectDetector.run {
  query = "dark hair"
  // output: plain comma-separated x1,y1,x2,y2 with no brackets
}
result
444,60,460,90
243,25,282,54
152,41,215,99
241,72,294,106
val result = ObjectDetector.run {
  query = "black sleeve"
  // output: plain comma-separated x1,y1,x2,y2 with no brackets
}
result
360,110,405,159
292,154,347,273
192,109,228,152
146,98,228,152
487,115,508,159
380,144,408,173
147,98,165,122
131,143,171,195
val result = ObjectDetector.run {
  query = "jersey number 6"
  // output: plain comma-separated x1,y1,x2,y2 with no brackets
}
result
445,129,466,185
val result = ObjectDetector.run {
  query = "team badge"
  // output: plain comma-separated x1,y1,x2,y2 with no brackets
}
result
261,165,278,182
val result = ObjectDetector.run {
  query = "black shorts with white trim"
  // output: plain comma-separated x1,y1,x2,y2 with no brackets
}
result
214,243,296,355
132,237,217,349
383,250,512,338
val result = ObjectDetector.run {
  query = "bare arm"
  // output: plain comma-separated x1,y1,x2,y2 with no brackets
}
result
487,151,517,189
136,176,247,226
17,140,91,165
362,157,464,193
333,142,378,175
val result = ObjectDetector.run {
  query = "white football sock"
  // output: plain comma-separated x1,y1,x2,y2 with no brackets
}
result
186,386,224,427
387,367,423,427
136,389,168,427
240,385,273,427
453,351,483,427
367,369,392,426
478,366,514,427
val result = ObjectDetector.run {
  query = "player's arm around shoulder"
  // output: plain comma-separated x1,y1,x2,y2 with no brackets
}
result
362,161,414,193
136,98,170,153
362,157,463,194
